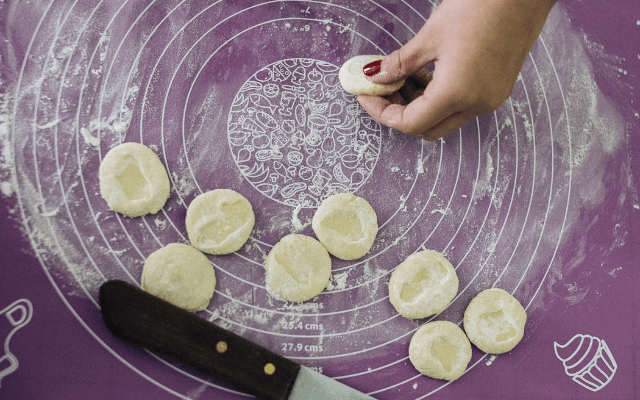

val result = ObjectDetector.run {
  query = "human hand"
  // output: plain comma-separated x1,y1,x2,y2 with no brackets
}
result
356,0,557,141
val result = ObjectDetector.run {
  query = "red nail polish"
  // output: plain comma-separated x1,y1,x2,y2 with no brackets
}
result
363,59,382,77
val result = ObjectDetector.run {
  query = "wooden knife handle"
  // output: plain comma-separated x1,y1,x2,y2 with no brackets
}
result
100,280,300,400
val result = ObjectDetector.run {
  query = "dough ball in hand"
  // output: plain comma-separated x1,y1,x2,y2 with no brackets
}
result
389,250,458,319
265,234,331,303
312,193,378,260
141,243,216,311
463,288,527,354
186,189,255,255
409,321,472,381
99,142,170,217
339,55,405,96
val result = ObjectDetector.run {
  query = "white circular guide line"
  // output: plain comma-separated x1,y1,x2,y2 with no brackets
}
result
213,285,391,318
314,38,562,377
160,0,405,201
113,3,426,323
331,138,444,273
360,104,516,393
87,0,212,281
22,2,257,395
93,0,194,266
171,2,423,230
164,11,419,292
418,128,474,257
493,52,546,291
448,100,523,304
441,118,490,255
214,308,400,340
130,0,546,365
9,0,576,398
335,33,573,384
66,0,151,286
524,35,573,312
26,0,108,309
511,50,557,297
9,2,219,397
114,0,188,133
420,117,504,319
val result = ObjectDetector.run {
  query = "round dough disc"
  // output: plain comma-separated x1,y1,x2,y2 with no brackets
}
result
311,193,378,260
141,243,216,311
265,234,332,303
186,189,255,255
409,321,472,381
389,250,459,319
339,55,405,96
463,288,527,354
99,142,170,217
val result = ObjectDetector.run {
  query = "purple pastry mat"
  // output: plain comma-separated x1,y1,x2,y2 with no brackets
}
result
1,0,639,399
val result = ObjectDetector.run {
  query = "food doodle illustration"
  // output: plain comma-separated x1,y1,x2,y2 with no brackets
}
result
228,59,382,207
554,334,617,392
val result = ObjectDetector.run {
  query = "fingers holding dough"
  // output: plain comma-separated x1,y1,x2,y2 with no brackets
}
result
339,55,405,96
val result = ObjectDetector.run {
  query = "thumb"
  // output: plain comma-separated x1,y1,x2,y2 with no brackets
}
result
367,26,435,84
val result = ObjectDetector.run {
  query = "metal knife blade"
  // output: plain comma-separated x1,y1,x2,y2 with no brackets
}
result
289,366,374,400
99,280,375,400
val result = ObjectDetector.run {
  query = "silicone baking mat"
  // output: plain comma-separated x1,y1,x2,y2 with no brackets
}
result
0,0,638,399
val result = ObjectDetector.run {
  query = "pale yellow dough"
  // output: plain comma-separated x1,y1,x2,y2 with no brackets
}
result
339,55,405,96
311,193,378,260
141,243,216,311
463,288,527,354
409,321,472,381
99,142,170,217
389,250,458,319
265,234,331,302
186,189,255,255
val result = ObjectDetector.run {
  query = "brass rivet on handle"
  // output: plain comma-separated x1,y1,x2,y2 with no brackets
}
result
264,363,276,375
216,341,228,354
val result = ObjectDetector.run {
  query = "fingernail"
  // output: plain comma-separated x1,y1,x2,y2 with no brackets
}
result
363,59,382,77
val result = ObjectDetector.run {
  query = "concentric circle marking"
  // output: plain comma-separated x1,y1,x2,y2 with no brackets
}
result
227,58,381,208
4,1,604,399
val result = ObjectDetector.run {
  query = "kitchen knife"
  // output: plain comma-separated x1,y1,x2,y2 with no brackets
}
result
100,280,375,400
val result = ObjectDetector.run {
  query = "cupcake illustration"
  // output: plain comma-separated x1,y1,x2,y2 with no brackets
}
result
554,334,617,392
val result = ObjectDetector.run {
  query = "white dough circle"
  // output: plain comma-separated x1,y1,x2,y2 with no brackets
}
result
141,243,216,311
339,55,405,96
463,288,527,354
312,193,378,260
99,142,170,217
389,250,459,319
265,234,332,303
409,321,473,381
186,189,255,255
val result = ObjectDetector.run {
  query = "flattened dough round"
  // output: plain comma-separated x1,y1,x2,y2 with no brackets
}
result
389,250,459,319
141,243,216,311
409,321,472,381
339,55,405,96
463,288,527,354
186,189,255,255
312,193,378,260
99,142,170,217
265,234,331,302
